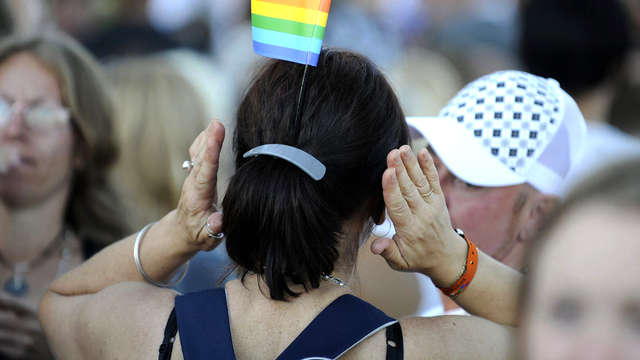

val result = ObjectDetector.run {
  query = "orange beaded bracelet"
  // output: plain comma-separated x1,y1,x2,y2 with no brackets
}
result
437,229,478,299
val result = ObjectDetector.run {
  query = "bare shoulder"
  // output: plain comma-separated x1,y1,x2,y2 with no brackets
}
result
42,282,178,360
399,316,518,360
81,282,178,359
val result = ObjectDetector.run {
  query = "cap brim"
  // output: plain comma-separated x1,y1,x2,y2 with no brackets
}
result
407,116,526,188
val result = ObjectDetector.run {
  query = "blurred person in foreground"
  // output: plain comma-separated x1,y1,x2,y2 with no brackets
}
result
362,70,587,316
107,55,233,292
0,32,129,359
521,0,640,188
40,49,523,359
522,157,640,360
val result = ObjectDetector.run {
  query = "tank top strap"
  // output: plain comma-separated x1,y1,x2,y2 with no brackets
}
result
175,288,236,360
275,294,397,360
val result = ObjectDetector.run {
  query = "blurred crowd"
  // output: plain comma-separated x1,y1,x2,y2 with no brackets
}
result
0,0,639,359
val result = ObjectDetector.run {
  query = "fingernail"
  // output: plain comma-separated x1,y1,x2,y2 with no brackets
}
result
390,168,397,182
394,152,401,165
401,146,410,159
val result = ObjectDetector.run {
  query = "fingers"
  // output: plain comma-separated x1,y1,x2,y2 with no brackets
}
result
388,149,425,211
381,167,413,228
0,310,41,333
370,237,408,271
194,131,223,203
188,131,205,161
418,148,443,195
400,145,431,196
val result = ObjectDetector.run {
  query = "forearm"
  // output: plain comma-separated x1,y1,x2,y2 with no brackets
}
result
48,210,199,296
424,233,522,326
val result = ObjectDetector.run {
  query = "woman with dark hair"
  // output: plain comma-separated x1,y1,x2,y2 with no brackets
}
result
0,32,129,359
40,49,522,359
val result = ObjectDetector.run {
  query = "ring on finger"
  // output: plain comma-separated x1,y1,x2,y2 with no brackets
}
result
421,188,434,199
182,159,194,171
206,220,225,239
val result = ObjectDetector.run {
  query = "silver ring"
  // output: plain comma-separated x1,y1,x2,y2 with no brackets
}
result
421,187,434,199
182,160,194,171
206,220,225,239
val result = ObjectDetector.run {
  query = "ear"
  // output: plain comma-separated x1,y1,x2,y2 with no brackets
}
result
517,193,560,243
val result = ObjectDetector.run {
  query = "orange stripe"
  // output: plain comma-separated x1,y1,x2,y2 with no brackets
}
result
257,0,331,13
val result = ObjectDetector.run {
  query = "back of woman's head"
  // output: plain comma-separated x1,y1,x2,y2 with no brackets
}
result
0,32,129,249
222,49,409,301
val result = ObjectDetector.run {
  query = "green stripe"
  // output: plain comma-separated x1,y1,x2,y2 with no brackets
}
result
251,14,325,40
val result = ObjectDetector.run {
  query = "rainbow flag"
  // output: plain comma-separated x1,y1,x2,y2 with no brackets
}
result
251,0,332,66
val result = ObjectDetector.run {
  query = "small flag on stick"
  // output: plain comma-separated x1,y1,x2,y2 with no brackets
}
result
251,0,332,66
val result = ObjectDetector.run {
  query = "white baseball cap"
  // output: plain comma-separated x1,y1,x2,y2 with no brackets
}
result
408,70,587,197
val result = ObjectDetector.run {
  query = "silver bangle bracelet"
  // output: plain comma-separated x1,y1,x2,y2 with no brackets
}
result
133,222,189,288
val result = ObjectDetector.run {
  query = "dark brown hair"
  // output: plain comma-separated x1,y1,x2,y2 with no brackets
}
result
222,49,410,301
0,32,130,252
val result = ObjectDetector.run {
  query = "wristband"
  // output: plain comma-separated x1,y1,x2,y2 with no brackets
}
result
437,229,478,299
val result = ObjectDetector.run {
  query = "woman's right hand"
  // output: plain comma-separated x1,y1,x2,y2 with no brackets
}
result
174,119,226,253
371,145,468,288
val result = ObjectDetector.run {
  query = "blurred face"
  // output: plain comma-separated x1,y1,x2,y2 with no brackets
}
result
431,150,529,261
523,202,640,360
0,52,76,207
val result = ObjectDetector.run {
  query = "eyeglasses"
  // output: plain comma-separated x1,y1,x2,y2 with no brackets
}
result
0,97,71,132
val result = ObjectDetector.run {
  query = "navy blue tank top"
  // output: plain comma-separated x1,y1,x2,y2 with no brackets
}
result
173,288,397,360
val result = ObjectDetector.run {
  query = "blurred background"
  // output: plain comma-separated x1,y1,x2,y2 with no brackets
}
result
2,0,639,304
2,0,636,132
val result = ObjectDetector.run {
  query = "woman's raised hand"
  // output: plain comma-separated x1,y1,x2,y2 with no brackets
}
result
175,119,226,252
371,145,467,287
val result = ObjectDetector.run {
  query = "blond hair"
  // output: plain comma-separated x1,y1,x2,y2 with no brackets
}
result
107,56,206,229
0,31,130,249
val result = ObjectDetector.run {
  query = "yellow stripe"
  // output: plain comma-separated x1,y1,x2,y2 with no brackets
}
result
252,0,328,27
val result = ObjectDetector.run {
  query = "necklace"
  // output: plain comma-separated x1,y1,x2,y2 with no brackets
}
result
246,271,346,287
321,273,345,287
0,228,75,297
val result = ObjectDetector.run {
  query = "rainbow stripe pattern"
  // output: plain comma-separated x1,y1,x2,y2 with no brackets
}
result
251,0,332,66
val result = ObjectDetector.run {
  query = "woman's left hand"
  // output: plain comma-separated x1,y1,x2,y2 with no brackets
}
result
174,119,226,252
371,145,466,287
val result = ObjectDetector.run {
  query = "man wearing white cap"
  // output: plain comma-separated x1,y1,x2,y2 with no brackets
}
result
407,70,586,269
363,70,587,315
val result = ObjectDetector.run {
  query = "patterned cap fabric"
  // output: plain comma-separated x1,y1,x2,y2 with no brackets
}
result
408,70,587,196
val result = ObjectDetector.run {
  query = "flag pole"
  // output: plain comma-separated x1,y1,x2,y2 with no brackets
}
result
293,64,310,138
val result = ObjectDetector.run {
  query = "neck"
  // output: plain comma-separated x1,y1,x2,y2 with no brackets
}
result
575,86,614,124
0,187,69,262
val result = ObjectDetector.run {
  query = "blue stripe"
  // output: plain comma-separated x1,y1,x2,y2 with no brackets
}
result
253,41,320,66
252,26,323,55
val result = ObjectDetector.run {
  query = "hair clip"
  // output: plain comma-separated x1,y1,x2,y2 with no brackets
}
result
243,144,326,181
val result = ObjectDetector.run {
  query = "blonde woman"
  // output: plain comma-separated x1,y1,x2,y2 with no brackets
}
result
107,56,234,291
0,32,129,359
107,57,207,230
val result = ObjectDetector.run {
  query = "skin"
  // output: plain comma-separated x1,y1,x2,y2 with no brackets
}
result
0,52,83,360
431,151,535,267
356,144,556,316
39,120,521,360
0,52,77,208
523,202,640,360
